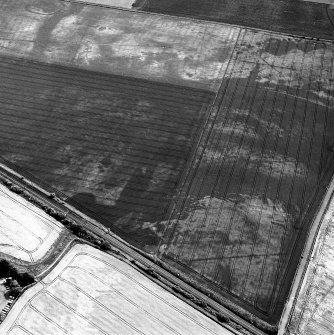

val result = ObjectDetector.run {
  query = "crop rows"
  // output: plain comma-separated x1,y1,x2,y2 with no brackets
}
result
0,55,214,249
161,34,334,321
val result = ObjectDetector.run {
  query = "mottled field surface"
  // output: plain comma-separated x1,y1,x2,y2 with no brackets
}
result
0,54,214,248
139,0,334,40
156,32,334,322
0,0,237,91
0,244,231,335
0,184,62,262
0,0,334,325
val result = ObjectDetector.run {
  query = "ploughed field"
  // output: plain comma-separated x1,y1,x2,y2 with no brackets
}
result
1,0,334,326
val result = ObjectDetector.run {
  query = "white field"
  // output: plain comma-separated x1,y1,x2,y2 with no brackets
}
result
77,0,135,8
303,0,334,4
0,184,62,262
286,198,334,335
0,244,232,335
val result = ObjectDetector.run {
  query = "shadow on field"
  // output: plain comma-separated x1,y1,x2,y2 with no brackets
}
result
67,165,165,248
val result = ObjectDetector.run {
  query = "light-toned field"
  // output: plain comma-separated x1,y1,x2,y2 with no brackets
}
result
286,194,334,335
0,0,238,91
0,244,231,335
303,0,334,4
71,0,135,8
0,184,62,262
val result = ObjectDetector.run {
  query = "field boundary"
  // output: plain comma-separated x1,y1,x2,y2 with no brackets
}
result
156,27,242,258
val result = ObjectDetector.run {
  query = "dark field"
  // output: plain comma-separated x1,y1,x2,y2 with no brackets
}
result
139,0,334,40
158,34,334,322
0,55,214,250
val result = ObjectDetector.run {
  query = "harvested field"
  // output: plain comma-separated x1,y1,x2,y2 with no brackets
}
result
1,0,334,326
0,244,231,335
0,184,62,262
139,0,334,40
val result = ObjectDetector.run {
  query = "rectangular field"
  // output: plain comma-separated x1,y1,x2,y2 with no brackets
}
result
0,184,62,262
0,244,231,335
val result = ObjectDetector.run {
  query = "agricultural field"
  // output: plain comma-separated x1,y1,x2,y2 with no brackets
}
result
0,0,238,91
0,0,239,249
159,32,334,322
0,0,334,327
139,0,334,40
70,0,135,8
0,184,62,262
0,54,214,250
0,244,231,335
287,188,334,335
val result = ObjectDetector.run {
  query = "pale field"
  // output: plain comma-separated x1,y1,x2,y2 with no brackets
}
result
0,184,62,262
303,0,334,4
0,0,239,91
73,0,135,8
286,197,334,335
0,244,232,335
